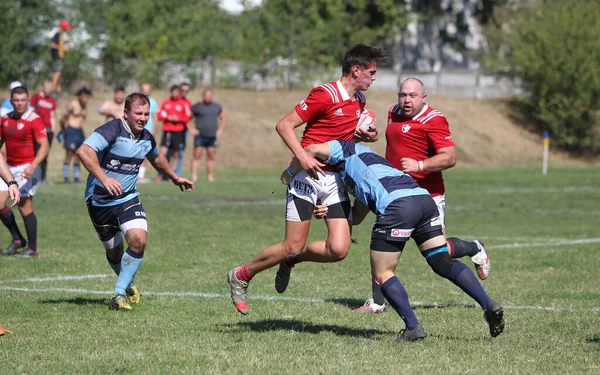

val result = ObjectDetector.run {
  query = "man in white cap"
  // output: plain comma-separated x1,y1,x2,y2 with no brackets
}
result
0,82,24,117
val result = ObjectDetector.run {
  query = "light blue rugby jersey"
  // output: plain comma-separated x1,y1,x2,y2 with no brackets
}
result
144,96,158,133
84,118,159,207
327,140,429,215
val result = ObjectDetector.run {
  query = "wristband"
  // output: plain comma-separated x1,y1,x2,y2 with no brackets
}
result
286,167,294,176
7,180,18,187
418,160,425,172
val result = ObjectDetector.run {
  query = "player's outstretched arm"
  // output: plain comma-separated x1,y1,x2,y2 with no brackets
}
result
147,153,194,192
77,144,123,196
280,143,331,184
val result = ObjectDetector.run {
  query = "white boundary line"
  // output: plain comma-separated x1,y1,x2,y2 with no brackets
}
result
489,238,600,249
0,286,596,313
0,274,111,284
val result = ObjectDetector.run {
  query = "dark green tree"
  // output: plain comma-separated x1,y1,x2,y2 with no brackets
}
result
0,1,60,86
484,0,600,154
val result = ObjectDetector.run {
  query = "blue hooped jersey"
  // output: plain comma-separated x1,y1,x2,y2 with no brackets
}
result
84,118,159,207
326,140,429,215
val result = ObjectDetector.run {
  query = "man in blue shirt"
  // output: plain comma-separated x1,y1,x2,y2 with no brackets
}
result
229,140,505,342
77,92,194,311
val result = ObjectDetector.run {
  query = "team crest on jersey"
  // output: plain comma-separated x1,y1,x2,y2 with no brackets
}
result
402,125,411,133
2,121,7,127
356,110,361,118
299,100,308,111
17,123,24,131
175,105,182,111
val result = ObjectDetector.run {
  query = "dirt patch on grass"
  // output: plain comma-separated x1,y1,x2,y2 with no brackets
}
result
3,87,594,182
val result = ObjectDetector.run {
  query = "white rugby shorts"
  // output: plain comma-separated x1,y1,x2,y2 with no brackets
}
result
286,170,349,222
8,163,41,197
432,194,446,229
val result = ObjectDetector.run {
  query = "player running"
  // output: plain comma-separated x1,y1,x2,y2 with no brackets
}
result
284,141,505,341
77,92,194,311
0,85,49,258
227,44,385,315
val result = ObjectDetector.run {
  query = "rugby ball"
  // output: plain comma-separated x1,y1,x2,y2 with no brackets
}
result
357,109,376,131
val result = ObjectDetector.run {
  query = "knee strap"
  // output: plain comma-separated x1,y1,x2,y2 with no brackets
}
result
422,245,455,278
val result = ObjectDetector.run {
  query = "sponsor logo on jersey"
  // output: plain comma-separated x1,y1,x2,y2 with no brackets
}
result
402,125,411,133
106,159,121,170
445,136,453,141
334,108,344,116
390,228,414,238
299,100,308,111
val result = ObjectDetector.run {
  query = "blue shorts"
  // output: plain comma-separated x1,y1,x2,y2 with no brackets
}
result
64,127,85,151
86,197,147,242
194,135,218,148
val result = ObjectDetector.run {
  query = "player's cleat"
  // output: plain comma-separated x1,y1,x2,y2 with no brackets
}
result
108,295,133,311
1,238,27,256
126,284,141,305
354,298,387,313
484,300,505,337
274,261,294,294
227,268,249,315
471,240,490,280
13,249,38,258
0,326,14,336
396,323,427,343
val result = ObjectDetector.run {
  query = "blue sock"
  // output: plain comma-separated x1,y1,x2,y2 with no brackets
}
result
74,163,81,180
114,248,143,296
175,148,184,176
380,276,420,330
447,261,492,309
106,254,120,275
63,163,70,180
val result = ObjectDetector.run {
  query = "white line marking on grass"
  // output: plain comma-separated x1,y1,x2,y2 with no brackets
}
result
489,238,600,249
485,186,597,194
0,274,112,284
0,286,596,312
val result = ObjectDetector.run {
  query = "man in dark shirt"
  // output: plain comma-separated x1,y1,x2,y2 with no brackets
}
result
50,20,72,94
190,89,226,182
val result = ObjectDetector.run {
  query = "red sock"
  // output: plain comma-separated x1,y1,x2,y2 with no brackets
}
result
236,264,253,282
446,239,455,257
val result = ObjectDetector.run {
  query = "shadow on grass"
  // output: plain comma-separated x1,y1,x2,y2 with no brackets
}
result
227,318,393,339
585,335,600,344
326,298,477,311
40,297,106,305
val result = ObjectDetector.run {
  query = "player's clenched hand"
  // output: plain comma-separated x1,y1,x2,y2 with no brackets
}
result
8,185,20,208
102,178,123,196
400,157,419,173
299,155,325,180
22,165,36,180
313,204,328,219
280,168,294,185
354,123,379,143
174,176,194,192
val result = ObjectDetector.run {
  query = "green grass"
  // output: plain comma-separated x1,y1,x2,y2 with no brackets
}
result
1,167,599,374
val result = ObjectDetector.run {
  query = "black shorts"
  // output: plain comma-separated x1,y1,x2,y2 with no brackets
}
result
370,195,443,252
194,135,218,148
64,127,85,151
161,131,186,151
87,197,147,242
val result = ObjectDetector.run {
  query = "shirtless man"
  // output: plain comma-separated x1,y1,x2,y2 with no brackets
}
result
60,87,92,183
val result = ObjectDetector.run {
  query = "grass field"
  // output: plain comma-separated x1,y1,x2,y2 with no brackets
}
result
0,167,599,374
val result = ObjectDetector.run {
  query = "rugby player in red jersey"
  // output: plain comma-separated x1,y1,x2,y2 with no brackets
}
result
156,85,190,181
355,77,491,313
30,79,57,184
227,44,386,315
0,86,49,258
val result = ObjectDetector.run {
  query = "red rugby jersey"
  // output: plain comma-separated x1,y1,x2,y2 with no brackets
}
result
295,81,366,148
157,97,191,132
385,104,454,197
30,93,56,130
0,110,48,166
